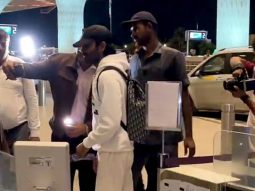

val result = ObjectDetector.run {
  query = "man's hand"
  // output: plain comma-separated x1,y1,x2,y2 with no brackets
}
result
184,136,196,157
232,68,244,78
65,123,88,138
29,136,40,141
76,143,90,158
230,85,247,98
3,62,24,80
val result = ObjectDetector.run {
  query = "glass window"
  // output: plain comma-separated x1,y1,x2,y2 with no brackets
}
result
200,55,225,75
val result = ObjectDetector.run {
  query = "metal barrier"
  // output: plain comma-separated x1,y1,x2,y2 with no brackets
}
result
221,104,235,154
221,104,235,131
38,80,46,106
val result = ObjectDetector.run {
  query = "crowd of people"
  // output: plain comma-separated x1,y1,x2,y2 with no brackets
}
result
0,11,199,191
3,9,255,191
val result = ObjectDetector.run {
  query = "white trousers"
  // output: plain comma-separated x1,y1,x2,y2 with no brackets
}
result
96,151,134,191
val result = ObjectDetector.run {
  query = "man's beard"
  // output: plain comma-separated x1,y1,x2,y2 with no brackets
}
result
136,36,149,47
84,56,101,68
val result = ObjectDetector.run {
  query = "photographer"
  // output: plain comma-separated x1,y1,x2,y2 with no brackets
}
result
229,56,255,126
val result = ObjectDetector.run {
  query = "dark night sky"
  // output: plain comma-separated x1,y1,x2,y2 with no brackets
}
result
0,0,254,51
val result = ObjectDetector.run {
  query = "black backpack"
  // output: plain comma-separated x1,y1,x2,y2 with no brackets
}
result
96,66,148,143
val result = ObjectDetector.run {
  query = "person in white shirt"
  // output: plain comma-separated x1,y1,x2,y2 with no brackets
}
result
76,25,133,191
2,43,96,191
0,29,40,154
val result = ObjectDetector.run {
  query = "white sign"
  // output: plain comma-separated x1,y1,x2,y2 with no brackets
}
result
146,81,182,131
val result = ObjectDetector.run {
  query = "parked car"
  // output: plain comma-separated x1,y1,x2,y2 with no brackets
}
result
188,47,255,112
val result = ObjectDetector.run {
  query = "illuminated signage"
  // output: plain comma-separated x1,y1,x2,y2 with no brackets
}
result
0,24,17,35
185,30,208,41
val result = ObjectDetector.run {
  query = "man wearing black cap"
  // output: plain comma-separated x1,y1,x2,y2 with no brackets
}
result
122,11,196,191
75,25,133,191
2,29,96,191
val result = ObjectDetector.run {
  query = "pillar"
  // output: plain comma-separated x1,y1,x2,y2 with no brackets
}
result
217,0,250,50
56,0,86,53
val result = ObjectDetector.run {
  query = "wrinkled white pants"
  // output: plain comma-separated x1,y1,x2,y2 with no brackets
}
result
96,151,134,191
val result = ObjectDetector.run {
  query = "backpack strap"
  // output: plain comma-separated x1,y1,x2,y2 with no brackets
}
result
96,66,128,98
96,66,128,130
84,87,92,123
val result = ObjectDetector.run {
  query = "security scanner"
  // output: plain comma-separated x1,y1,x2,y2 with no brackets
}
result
14,141,71,191
158,129,255,191
0,141,71,191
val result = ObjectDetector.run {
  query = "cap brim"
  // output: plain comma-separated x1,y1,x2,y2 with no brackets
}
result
121,19,140,28
73,38,95,48
73,39,84,47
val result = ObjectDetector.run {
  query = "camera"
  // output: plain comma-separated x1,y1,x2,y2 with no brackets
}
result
223,77,255,91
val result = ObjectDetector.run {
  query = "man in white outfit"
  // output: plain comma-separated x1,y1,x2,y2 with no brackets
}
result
0,29,40,154
76,25,133,191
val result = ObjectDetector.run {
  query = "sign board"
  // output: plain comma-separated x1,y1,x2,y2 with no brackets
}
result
145,81,182,131
185,30,208,41
0,24,17,36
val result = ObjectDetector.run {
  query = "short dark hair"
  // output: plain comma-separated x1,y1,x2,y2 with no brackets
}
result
103,44,116,56
94,41,116,56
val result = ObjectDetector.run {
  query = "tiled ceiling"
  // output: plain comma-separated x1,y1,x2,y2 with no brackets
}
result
3,0,56,13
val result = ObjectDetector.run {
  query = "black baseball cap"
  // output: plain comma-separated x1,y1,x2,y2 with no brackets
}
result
73,25,112,47
122,11,158,27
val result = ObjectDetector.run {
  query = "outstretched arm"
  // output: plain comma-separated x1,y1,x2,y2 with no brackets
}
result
3,55,58,80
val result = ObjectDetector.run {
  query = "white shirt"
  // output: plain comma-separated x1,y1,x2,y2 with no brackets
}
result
70,65,96,123
0,55,40,137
